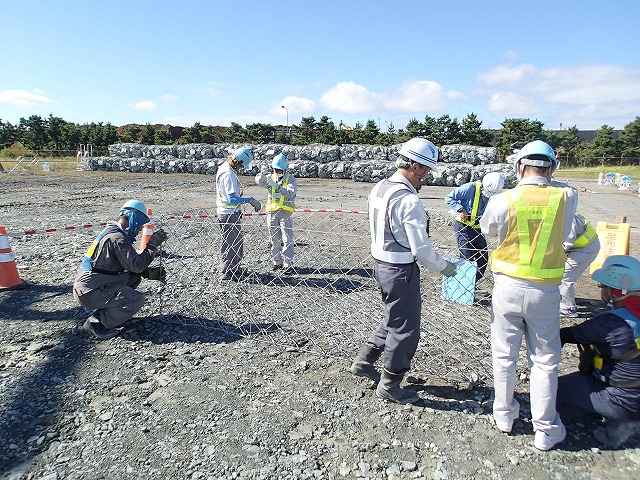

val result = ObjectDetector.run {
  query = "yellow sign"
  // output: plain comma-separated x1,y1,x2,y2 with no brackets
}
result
589,222,631,274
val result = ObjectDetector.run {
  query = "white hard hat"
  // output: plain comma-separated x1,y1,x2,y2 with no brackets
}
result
482,172,505,198
399,138,439,169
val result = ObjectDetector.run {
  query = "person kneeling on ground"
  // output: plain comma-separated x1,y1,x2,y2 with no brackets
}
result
73,199,168,339
557,255,640,447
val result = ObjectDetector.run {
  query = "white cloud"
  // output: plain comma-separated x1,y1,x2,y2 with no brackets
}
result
0,89,52,107
385,80,451,112
160,94,179,101
487,92,538,117
128,100,157,112
502,50,520,62
479,63,640,128
198,82,225,99
319,80,461,115
275,96,317,116
320,82,380,113
478,64,536,86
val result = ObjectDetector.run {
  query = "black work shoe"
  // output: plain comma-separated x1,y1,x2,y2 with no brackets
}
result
82,317,119,340
221,268,247,281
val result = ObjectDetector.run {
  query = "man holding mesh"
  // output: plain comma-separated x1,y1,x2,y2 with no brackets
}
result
350,137,457,404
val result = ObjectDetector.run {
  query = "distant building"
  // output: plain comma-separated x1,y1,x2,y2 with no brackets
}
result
550,129,621,142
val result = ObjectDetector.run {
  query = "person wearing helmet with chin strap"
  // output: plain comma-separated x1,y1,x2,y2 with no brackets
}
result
480,140,578,451
444,171,505,284
556,255,640,448
350,137,458,405
549,177,601,318
255,153,298,273
73,199,168,340
216,146,262,281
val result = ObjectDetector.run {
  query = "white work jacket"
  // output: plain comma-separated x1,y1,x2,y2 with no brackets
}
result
369,171,448,272
216,161,242,215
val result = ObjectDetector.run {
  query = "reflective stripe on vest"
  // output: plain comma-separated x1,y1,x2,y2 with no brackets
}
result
369,180,415,264
216,165,242,210
591,308,640,386
80,225,122,272
265,172,295,214
573,213,597,248
457,181,482,228
490,185,566,283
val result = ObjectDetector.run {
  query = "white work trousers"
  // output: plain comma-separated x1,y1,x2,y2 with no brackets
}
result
491,274,565,439
268,210,294,267
559,238,600,309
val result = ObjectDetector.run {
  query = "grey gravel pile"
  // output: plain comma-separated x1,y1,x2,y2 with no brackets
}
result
93,143,516,188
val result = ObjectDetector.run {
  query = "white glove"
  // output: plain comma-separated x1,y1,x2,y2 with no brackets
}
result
255,173,268,187
266,177,278,188
249,198,261,212
440,261,457,277
260,165,270,175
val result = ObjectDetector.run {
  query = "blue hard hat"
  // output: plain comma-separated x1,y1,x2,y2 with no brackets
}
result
514,140,558,172
272,154,288,171
119,199,150,242
120,199,149,221
592,255,640,293
233,147,254,169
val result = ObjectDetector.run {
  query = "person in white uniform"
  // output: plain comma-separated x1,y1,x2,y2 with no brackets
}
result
552,177,601,318
480,140,578,451
255,153,298,273
350,137,457,404
216,147,261,281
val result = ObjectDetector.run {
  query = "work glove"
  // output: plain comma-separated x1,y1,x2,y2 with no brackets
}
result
440,261,457,278
255,173,268,188
266,176,279,188
249,198,261,212
146,228,168,250
260,165,270,175
142,266,167,284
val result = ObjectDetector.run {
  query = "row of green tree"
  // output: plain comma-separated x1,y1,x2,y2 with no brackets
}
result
1,113,639,165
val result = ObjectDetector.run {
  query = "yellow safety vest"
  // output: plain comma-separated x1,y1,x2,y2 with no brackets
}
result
490,185,567,284
457,181,482,228
265,173,295,214
573,213,597,248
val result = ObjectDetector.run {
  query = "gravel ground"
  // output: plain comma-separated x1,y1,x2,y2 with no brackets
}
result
1,170,639,480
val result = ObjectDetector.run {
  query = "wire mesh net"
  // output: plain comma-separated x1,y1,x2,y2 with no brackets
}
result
154,208,495,385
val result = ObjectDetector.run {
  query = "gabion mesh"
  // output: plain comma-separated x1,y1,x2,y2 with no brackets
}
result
154,209,495,384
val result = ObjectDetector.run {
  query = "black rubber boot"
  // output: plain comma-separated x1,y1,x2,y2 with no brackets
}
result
594,420,640,448
376,369,419,404
350,343,383,382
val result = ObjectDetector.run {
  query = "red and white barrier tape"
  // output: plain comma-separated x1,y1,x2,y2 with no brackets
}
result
6,208,365,237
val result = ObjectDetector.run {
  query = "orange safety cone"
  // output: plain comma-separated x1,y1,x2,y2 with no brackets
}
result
138,208,154,253
0,225,29,291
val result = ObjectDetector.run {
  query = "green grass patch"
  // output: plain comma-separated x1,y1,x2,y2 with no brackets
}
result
554,165,640,180
0,157,81,172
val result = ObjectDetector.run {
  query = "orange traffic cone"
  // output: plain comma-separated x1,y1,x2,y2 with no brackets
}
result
138,208,154,253
0,226,29,291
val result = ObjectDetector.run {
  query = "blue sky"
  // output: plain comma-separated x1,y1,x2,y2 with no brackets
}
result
1,0,639,131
